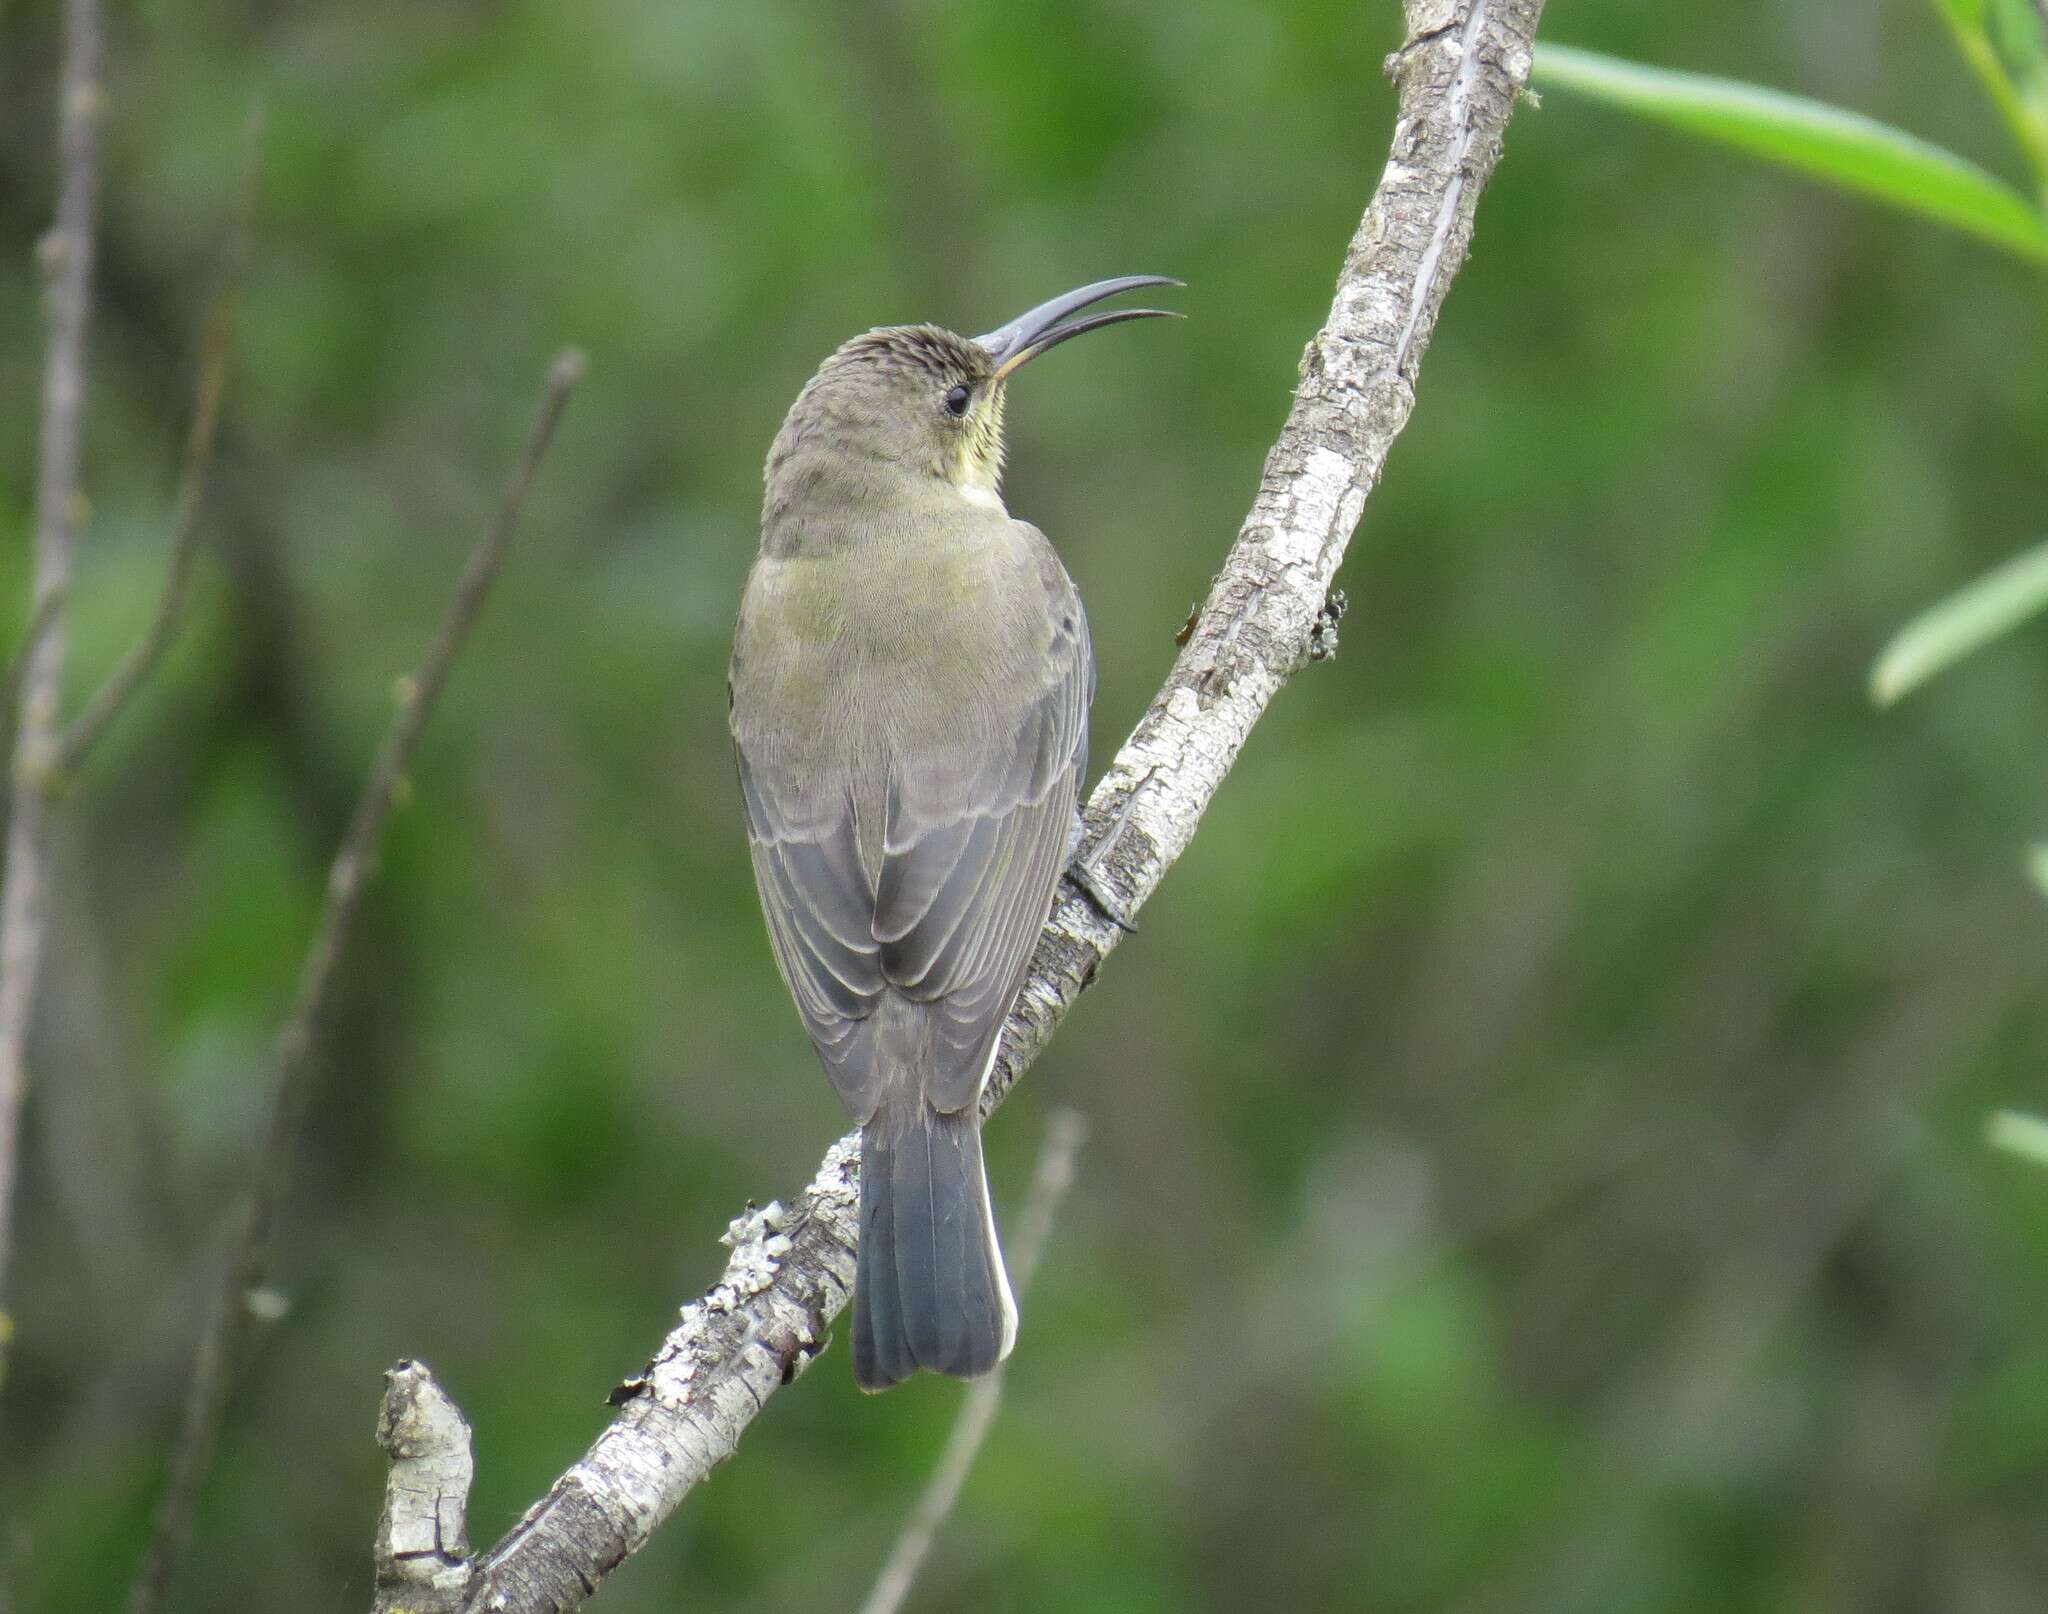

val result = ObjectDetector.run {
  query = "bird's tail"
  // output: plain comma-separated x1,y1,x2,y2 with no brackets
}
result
852,1099,1016,1392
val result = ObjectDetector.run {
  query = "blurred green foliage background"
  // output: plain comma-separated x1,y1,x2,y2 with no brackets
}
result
4,1,2048,1609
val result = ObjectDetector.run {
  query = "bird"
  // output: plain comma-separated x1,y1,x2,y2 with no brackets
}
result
729,276,1180,1390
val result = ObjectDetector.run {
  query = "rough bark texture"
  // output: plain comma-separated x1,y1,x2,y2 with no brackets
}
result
373,1362,477,1614
374,3,1545,1607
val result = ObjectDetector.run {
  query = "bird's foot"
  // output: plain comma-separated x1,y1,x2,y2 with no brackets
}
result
1064,854,1139,934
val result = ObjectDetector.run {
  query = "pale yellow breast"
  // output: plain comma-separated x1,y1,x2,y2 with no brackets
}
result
735,516,1061,773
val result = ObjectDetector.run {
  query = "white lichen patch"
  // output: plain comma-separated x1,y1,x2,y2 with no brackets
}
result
809,1131,863,1219
721,1201,782,1248
724,1232,793,1295
648,1350,698,1403
1262,448,1353,572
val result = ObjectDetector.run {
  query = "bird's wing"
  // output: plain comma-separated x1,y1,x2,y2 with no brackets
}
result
872,550,1092,1114
734,739,889,1119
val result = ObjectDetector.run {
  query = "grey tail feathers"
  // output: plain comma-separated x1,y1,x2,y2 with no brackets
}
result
852,1102,1017,1392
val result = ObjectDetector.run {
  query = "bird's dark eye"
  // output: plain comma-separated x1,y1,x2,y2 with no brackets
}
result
943,383,971,417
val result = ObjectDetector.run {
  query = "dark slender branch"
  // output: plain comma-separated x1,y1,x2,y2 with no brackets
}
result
0,0,101,1368
54,99,262,780
127,350,586,1614
358,4,1547,1608
856,1109,1087,1614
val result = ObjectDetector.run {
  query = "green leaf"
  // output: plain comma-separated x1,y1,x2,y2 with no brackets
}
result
1939,0,2048,188
1991,0,2048,127
1988,1109,2048,1167
1869,537,2048,705
1989,0,2048,74
1532,44,2048,265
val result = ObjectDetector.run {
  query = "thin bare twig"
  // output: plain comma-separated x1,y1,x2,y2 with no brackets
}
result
127,349,587,1614
856,1108,1087,1614
54,98,263,780
0,0,102,1369
0,594,62,752
362,5,1548,1609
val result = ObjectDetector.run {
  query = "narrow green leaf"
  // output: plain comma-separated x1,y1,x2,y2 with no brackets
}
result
1988,1109,2048,1167
1870,537,2048,705
1941,0,2048,188
1989,0,2048,76
2025,843,2048,898
1990,0,2048,138
1533,44,2048,265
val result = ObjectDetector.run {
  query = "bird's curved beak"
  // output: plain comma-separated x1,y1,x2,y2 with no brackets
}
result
975,274,1183,383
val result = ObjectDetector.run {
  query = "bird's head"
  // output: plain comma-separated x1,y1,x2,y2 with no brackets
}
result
764,276,1180,533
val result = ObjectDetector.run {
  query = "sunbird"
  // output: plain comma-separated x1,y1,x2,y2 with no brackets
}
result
729,276,1180,1389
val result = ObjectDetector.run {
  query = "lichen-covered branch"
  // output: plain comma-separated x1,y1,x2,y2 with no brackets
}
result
370,3,1545,1607
0,0,102,1364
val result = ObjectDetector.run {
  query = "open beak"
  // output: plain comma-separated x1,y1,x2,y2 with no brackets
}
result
975,274,1183,382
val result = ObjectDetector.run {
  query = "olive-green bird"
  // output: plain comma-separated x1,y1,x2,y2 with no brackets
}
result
729,276,1179,1390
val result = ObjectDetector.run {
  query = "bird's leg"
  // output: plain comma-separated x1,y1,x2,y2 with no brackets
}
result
1063,808,1139,934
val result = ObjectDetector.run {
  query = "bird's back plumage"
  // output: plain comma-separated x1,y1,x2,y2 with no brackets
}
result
731,506,1090,1389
